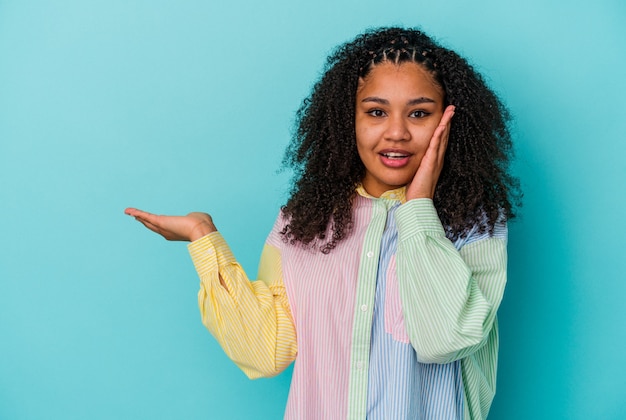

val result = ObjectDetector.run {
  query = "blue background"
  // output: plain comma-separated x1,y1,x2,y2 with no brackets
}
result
1,1,625,419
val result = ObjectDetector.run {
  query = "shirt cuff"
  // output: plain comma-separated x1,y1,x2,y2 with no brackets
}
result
187,231,236,276
395,198,446,241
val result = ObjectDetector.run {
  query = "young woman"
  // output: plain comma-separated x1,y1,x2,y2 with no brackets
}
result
126,27,519,419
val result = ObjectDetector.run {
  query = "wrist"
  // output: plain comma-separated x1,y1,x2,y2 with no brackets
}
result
405,189,434,201
189,221,217,242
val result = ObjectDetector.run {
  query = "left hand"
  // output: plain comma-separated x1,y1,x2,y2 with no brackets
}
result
406,105,455,200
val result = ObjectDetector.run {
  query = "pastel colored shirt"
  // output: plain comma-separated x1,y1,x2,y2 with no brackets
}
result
188,188,508,419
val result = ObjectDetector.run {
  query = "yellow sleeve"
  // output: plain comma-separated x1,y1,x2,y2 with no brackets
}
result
187,232,297,379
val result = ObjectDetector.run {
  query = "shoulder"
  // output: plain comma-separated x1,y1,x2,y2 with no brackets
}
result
266,209,291,248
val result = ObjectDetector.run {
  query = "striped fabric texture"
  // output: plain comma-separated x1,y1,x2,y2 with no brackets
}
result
188,187,508,419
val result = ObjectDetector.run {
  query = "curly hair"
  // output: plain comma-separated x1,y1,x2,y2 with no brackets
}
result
280,27,521,253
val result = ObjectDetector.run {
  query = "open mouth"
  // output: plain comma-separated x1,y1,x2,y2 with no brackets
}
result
379,150,411,168
381,152,410,159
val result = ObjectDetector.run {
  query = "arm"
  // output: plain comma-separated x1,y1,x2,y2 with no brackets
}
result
189,234,297,378
395,199,507,364
124,208,297,378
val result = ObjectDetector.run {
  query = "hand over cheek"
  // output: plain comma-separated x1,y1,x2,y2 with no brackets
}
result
406,105,455,201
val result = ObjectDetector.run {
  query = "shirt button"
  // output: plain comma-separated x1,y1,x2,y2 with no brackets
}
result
366,251,374,258
356,361,364,370
389,193,397,199
360,304,368,312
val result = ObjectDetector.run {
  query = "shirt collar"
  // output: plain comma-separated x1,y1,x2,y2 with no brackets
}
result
356,184,407,203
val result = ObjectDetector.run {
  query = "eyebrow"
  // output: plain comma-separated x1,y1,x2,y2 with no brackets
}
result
360,96,436,105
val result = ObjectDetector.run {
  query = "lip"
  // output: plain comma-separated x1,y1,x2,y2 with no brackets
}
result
378,149,412,168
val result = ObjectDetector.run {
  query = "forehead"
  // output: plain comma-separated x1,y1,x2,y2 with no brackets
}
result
357,61,443,99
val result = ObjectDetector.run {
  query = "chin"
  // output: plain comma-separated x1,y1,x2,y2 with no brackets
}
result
384,176,413,189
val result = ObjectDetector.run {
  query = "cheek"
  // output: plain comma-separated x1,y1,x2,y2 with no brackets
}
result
355,142,372,169
411,122,439,148
412,134,432,156
355,128,375,154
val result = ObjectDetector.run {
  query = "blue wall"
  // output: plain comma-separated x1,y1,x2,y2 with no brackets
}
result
1,1,625,418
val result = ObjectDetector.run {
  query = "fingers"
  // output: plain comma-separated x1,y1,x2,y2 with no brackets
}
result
440,105,456,126
125,207,161,226
405,105,456,201
423,105,455,164
135,218,163,235
125,207,166,235
125,207,152,219
431,105,455,146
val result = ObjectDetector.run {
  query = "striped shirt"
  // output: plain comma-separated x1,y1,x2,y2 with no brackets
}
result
188,187,508,419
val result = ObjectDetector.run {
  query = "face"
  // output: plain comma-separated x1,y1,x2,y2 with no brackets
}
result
355,61,445,197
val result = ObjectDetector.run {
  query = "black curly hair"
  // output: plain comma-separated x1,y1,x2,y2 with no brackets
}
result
280,27,521,253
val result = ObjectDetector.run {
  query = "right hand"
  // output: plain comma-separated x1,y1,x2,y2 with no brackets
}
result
124,208,217,242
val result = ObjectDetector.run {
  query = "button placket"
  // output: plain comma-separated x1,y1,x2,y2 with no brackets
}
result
347,199,388,417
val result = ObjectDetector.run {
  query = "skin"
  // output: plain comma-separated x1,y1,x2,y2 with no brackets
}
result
125,61,454,242
355,61,455,200
124,209,217,242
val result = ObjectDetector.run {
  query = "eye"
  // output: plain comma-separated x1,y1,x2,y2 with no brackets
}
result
366,109,386,117
409,110,430,118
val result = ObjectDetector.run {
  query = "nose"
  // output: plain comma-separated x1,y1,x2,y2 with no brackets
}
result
384,115,410,141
